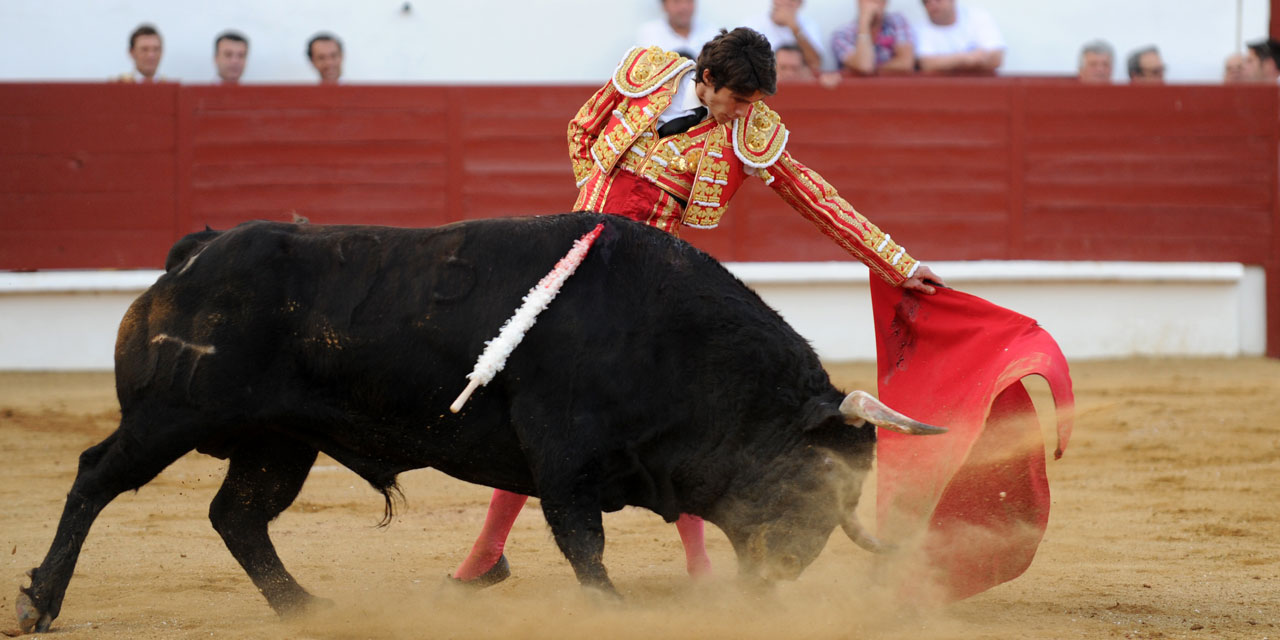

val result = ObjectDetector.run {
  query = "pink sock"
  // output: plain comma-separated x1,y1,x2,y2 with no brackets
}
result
453,489,528,581
676,513,712,577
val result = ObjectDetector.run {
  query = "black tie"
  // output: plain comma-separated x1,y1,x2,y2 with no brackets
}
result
657,106,707,138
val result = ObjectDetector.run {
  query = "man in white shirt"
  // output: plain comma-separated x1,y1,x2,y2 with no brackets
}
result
635,0,719,59
112,24,166,83
914,0,1004,74
743,0,826,74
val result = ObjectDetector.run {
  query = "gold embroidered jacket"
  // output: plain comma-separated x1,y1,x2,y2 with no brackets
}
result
568,46,920,285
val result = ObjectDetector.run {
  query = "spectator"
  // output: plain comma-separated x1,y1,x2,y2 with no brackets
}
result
214,31,249,85
1126,45,1164,84
1223,53,1248,84
776,44,815,82
914,0,1004,74
307,33,343,84
1077,39,1113,84
636,0,718,58
1244,38,1280,83
831,0,915,76
743,0,826,74
113,24,165,83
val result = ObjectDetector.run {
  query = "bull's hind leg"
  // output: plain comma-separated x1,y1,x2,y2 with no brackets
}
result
209,432,320,617
19,413,217,633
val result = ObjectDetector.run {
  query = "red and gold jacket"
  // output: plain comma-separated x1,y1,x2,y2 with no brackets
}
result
568,46,920,286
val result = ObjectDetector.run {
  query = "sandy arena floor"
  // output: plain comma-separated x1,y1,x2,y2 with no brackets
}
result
1,358,1278,639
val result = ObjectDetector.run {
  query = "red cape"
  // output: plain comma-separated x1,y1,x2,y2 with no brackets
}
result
870,278,1074,602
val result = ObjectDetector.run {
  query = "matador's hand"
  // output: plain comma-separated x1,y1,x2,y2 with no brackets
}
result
901,264,945,295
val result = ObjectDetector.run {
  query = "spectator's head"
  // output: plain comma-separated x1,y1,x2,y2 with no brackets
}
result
775,45,813,82
921,0,957,27
307,33,343,84
128,24,163,80
1223,52,1248,84
662,0,696,32
1245,38,1280,82
214,31,248,85
695,28,777,124
1077,39,1114,84
1127,45,1164,84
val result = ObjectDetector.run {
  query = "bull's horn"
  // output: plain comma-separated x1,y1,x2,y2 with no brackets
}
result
842,515,894,554
839,390,947,435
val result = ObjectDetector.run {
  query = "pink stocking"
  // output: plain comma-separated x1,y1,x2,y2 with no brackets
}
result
676,513,712,577
452,489,527,581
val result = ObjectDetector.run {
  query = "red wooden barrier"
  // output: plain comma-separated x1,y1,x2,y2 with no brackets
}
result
1,80,1277,355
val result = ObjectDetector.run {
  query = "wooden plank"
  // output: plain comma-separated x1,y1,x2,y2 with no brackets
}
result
1024,84,1277,116
1025,182,1271,209
0,230,175,270
1008,81,1027,257
192,141,449,165
0,115,175,153
1027,136,1274,161
1026,113,1273,139
784,111,1009,146
1024,156,1268,185
771,82,1011,113
191,207,449,231
0,153,173,193
190,183,444,216
190,161,445,188
1021,235,1270,263
1024,205,1270,237
190,110,448,144
182,85,452,111
0,83,177,116
0,192,173,232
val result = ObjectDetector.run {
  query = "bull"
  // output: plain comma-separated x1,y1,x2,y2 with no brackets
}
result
17,213,943,633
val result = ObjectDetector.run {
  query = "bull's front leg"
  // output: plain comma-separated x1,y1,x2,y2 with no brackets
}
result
538,492,617,597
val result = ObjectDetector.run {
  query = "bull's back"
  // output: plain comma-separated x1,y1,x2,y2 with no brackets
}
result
114,213,823,433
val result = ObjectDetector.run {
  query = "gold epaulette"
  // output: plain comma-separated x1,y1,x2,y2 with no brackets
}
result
731,102,789,169
611,46,695,98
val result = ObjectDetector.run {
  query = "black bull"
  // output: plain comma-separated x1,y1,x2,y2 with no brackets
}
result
17,213,943,633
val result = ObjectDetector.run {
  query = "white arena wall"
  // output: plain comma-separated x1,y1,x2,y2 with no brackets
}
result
0,263,1266,371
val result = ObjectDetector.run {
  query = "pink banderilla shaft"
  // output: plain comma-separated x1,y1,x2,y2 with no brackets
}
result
450,222,605,413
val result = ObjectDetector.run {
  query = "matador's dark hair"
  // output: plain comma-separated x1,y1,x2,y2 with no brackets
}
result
695,28,777,97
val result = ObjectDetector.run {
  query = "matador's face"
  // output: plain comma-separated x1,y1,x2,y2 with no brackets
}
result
696,69,766,125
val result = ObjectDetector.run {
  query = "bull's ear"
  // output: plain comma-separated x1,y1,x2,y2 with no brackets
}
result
799,400,850,432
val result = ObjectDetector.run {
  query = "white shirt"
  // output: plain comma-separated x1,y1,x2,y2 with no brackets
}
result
742,11,826,68
655,70,704,128
635,18,719,58
914,4,1005,57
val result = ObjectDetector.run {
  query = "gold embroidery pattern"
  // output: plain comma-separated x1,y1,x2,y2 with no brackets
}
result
767,153,917,283
731,102,788,168
613,47,692,98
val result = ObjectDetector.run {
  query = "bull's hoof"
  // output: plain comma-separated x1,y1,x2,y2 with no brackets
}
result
447,554,510,589
15,592,51,634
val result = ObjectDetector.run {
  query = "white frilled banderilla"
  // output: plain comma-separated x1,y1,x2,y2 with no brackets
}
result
449,222,605,413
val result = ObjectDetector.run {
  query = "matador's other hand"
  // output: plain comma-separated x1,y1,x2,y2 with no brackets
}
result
901,264,945,295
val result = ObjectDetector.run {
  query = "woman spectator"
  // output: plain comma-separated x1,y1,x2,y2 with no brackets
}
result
832,0,915,75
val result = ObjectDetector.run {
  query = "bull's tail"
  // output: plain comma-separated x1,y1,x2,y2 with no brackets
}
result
373,476,404,528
